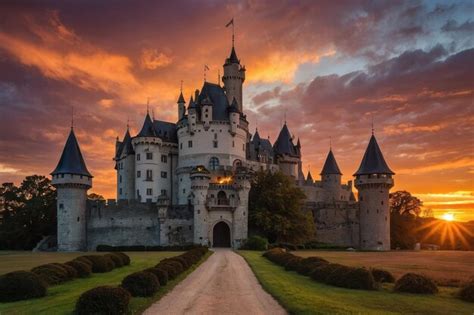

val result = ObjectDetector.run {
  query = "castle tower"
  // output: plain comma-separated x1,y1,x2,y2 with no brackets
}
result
222,44,245,111
321,149,342,201
177,91,186,121
115,126,135,200
189,166,211,246
354,134,395,251
51,128,93,251
273,123,300,179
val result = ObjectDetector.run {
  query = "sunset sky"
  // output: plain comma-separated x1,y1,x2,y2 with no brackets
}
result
0,0,472,221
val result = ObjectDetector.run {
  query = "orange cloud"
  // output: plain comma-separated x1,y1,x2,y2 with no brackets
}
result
140,48,173,70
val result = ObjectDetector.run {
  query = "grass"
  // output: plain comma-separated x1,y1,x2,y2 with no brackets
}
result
240,251,474,314
0,251,189,315
293,250,474,287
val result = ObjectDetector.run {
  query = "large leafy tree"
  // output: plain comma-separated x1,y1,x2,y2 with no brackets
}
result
0,175,56,250
389,190,422,249
248,171,314,244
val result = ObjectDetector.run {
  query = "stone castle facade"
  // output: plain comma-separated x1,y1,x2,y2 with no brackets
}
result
51,41,395,251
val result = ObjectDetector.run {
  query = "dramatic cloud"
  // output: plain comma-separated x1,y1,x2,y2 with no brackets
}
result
0,0,472,221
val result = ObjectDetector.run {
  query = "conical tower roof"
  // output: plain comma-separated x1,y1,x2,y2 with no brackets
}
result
321,150,342,175
253,128,261,144
354,135,394,176
273,123,297,156
227,46,239,64
116,128,134,159
306,171,314,182
51,129,92,177
137,112,156,137
177,92,185,103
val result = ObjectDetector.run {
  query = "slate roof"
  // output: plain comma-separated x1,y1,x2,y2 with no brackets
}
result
196,82,232,120
116,129,135,159
227,46,239,64
354,135,395,176
51,128,92,177
177,92,185,103
321,150,342,175
152,120,178,143
273,123,298,157
306,171,314,182
137,112,156,137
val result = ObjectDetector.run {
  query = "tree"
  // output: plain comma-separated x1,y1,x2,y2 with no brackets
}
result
0,175,56,250
88,193,105,201
248,171,314,244
390,191,422,216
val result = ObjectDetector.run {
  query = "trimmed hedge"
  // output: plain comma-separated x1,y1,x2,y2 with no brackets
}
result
459,281,474,303
242,236,268,250
65,260,92,278
83,255,115,273
394,273,438,294
96,244,201,252
121,271,160,297
74,256,93,267
105,253,124,268
264,249,376,291
31,263,71,285
0,271,47,302
371,268,395,283
76,286,130,315
144,267,169,286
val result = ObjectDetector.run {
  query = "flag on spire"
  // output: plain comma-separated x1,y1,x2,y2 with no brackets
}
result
225,18,234,27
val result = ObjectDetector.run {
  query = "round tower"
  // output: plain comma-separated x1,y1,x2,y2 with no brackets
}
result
51,128,93,251
354,134,395,251
177,91,186,121
222,45,245,111
320,149,342,202
190,166,211,246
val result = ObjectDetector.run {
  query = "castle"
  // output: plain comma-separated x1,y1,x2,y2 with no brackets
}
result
51,40,395,252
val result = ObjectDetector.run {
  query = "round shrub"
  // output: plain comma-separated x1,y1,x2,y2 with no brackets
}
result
84,255,114,273
145,267,169,286
160,259,184,274
156,263,179,279
0,271,47,302
371,268,395,283
76,286,130,315
284,256,304,271
394,273,438,294
121,271,159,297
311,263,345,283
243,236,268,250
74,256,93,268
65,260,91,278
167,256,190,270
340,268,377,290
459,281,474,303
105,253,124,268
52,263,78,279
325,265,355,287
115,252,131,266
295,257,329,276
31,264,70,285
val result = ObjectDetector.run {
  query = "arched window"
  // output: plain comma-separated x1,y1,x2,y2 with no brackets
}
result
233,159,242,169
217,191,229,205
209,157,220,170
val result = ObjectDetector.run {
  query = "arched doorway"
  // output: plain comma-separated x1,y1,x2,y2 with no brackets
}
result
213,221,231,247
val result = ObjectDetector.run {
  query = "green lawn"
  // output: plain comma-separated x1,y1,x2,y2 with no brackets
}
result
240,251,474,314
0,251,211,315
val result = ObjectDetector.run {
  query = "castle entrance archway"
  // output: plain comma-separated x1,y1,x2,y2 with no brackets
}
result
213,221,231,247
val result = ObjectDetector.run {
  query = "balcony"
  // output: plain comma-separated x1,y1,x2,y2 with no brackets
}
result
205,197,239,211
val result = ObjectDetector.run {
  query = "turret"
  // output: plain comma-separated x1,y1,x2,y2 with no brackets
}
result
306,171,314,185
177,92,186,121
321,149,342,201
190,166,211,246
229,97,239,134
201,95,213,128
115,127,135,200
354,134,395,251
188,96,197,134
222,45,245,111
51,128,92,251
273,123,299,179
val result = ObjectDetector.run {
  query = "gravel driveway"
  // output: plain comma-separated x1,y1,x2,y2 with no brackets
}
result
144,248,287,315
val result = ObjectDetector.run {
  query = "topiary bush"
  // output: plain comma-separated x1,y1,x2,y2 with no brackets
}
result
242,236,268,250
105,253,124,268
371,268,395,283
74,256,93,268
394,273,438,294
160,259,184,274
121,271,159,297
295,257,329,276
0,271,47,302
84,255,114,273
338,267,377,290
459,281,474,303
284,256,304,271
155,263,179,280
65,260,92,278
75,286,130,315
31,264,70,285
113,252,131,266
310,263,345,283
145,267,169,286
52,263,78,279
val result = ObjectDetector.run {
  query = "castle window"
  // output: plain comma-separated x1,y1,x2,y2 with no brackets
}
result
213,141,218,148
188,140,193,148
119,188,122,195
161,171,167,178
137,154,141,161
161,189,167,196
377,209,379,213
146,152,153,160
137,171,141,178
205,114,208,118
381,201,384,205
209,157,219,170
119,175,122,183
180,143,183,149
136,189,140,197
232,140,235,147
146,188,153,195
59,203,64,209
161,155,167,163
77,217,80,222
146,170,153,181
367,209,369,214
183,189,186,194
189,226,192,230
214,133,217,139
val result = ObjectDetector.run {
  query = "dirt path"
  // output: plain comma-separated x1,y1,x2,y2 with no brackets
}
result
144,249,287,315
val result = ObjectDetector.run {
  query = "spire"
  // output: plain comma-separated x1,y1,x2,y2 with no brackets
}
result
177,92,185,104
115,128,135,159
273,123,298,156
225,18,239,64
253,128,261,144
354,134,395,176
307,171,313,182
188,96,197,110
51,129,92,177
321,149,342,175
137,111,156,137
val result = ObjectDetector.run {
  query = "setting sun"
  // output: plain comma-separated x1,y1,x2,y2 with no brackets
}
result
442,213,455,222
